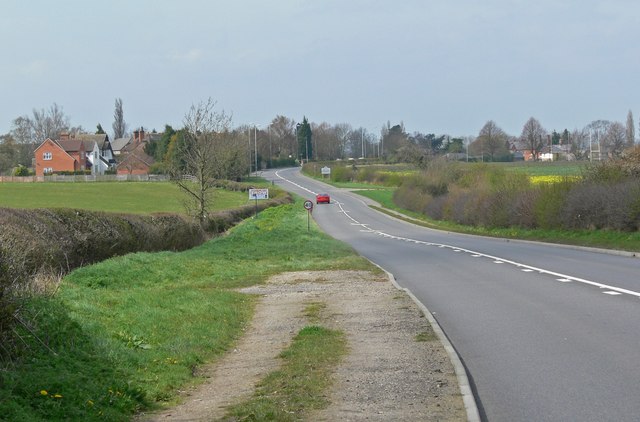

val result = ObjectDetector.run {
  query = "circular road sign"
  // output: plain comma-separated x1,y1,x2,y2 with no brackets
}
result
303,200,313,211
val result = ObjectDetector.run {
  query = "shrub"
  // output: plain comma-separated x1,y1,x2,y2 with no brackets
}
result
582,161,628,184
561,179,640,231
532,179,574,229
13,166,30,177
393,180,430,215
268,156,297,169
331,166,355,183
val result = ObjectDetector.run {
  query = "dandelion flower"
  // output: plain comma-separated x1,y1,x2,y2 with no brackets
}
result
40,390,48,396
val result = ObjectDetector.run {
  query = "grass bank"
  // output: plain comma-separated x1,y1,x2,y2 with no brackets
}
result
0,199,373,421
357,188,640,252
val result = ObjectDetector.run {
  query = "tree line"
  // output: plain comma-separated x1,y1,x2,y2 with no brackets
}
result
1,98,639,176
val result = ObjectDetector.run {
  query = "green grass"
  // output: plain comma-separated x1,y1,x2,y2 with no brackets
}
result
222,325,347,421
0,182,247,214
415,331,437,342
303,301,328,324
0,199,373,421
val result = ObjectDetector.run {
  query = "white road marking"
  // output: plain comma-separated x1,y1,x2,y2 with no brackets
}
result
603,291,623,295
332,198,640,299
276,169,640,300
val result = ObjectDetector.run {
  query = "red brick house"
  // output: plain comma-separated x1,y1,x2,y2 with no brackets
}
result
116,128,156,175
116,142,155,175
33,138,88,176
33,134,116,176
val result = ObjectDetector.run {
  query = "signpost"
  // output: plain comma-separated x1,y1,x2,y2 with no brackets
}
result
249,188,269,217
303,200,313,231
321,166,331,178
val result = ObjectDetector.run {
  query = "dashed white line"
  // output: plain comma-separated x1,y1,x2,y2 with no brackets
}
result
276,170,640,301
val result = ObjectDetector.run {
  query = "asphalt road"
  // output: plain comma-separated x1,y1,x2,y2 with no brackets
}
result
266,167,640,422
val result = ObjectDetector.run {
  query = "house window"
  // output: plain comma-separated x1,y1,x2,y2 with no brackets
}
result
43,152,52,160
44,167,53,174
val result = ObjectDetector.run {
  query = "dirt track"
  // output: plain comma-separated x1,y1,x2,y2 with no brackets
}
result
138,270,466,421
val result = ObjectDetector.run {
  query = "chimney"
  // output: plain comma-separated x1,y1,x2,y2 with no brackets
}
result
139,127,145,143
59,132,70,141
133,129,139,145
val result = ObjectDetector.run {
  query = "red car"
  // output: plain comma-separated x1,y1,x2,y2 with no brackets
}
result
316,193,330,204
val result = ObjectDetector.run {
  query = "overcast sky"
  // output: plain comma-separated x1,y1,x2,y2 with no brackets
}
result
1,0,639,140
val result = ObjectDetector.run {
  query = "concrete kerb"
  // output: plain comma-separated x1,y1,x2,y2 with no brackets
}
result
380,266,481,422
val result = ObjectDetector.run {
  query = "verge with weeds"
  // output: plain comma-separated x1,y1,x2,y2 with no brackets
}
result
0,199,372,421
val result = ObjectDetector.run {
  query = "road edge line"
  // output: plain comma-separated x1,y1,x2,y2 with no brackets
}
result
382,267,481,422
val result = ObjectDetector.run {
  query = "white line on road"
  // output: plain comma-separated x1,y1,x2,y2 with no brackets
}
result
332,199,640,299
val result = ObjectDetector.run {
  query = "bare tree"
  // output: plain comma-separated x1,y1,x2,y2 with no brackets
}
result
604,121,627,157
112,98,127,139
171,98,234,222
626,110,635,147
477,120,508,161
335,123,353,158
268,115,296,159
585,120,611,160
520,117,547,160
311,122,341,160
12,103,70,143
31,103,69,141
0,134,18,174
570,128,589,159
10,116,34,144
10,103,70,165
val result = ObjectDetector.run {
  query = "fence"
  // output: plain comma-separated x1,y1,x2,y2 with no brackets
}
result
0,174,171,183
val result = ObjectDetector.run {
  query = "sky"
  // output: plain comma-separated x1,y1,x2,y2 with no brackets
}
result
1,0,639,140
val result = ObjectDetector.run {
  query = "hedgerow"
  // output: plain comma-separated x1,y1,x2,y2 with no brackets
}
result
394,152,640,232
0,189,292,363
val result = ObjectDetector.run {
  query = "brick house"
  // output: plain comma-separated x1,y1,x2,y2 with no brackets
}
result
116,128,156,175
33,134,116,176
34,138,87,176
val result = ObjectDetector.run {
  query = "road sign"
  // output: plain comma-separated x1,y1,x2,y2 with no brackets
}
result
249,188,269,200
303,200,313,210
321,166,331,175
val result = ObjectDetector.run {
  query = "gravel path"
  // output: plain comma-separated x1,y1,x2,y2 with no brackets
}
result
138,270,467,421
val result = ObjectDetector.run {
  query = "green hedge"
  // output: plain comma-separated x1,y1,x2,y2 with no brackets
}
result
0,190,292,359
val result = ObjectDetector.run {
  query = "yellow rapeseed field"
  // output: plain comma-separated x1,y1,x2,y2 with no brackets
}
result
529,175,580,184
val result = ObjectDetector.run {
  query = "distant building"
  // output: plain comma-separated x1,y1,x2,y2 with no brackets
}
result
33,133,115,176
115,128,156,175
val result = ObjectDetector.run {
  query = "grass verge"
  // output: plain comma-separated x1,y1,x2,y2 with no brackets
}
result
221,325,347,421
0,199,373,421
356,188,640,253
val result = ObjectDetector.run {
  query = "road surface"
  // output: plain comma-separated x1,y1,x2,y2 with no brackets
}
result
266,167,640,422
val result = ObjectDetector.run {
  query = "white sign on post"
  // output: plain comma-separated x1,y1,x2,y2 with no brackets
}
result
321,166,331,175
249,189,269,200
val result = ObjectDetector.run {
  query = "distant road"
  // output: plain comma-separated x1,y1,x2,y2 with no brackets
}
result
266,167,640,422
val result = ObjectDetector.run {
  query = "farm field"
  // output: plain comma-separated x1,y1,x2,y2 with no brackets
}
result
307,160,587,190
492,160,587,176
0,182,248,214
